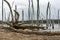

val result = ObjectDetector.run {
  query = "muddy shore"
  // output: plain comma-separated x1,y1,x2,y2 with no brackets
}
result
0,28,60,40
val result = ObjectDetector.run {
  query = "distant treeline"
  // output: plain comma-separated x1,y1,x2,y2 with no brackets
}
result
0,19,60,24
19,19,60,24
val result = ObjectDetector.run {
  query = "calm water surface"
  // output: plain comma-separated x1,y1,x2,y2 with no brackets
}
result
47,24,60,31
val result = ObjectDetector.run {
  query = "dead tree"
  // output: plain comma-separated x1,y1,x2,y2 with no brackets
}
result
14,10,19,24
2,0,3,22
58,9,60,24
22,10,24,23
3,0,20,27
31,0,34,25
46,2,51,29
37,0,40,26
28,0,31,23
4,0,14,24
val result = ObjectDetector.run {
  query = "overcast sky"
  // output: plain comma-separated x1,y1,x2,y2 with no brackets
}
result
0,0,60,21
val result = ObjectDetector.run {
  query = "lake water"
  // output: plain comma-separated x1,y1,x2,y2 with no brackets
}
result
39,24,60,32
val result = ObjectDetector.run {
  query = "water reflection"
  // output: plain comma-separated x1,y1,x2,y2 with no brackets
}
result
47,24,60,31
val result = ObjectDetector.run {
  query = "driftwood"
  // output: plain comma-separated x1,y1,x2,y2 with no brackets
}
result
4,0,21,29
2,22,13,27
2,26,60,35
3,0,46,31
11,29,60,35
2,0,60,36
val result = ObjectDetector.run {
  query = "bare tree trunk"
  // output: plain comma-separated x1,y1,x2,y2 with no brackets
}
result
14,10,19,24
22,10,24,23
49,2,51,27
15,5,17,23
46,2,49,29
31,0,34,25
58,9,60,25
2,0,3,22
37,0,40,26
28,0,31,24
4,0,14,24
